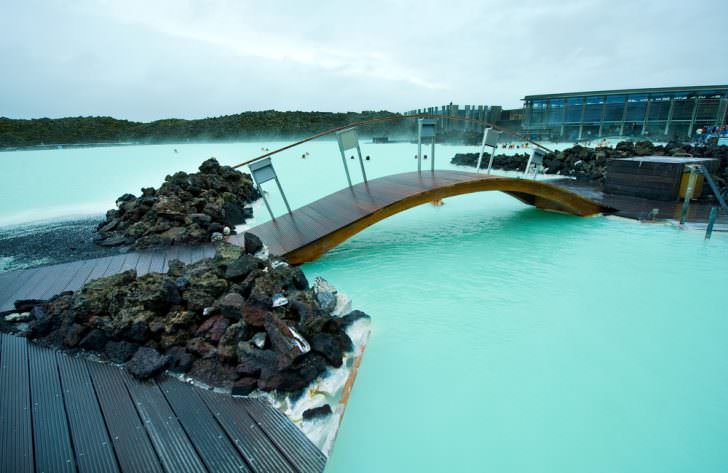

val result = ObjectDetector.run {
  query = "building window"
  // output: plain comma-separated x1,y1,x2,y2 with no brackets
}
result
603,95,626,121
695,98,720,120
583,96,604,123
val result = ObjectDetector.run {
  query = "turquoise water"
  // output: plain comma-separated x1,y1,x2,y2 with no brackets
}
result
2,142,727,471
308,197,728,472
0,141,484,226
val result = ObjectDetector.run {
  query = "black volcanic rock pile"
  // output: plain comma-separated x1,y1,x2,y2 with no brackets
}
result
95,158,260,249
6,242,368,395
451,141,728,188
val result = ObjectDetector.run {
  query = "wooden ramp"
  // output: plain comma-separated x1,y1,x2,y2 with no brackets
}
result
0,332,327,473
0,245,215,314
241,170,613,264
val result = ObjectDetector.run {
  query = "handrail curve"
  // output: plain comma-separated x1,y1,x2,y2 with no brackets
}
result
231,113,551,170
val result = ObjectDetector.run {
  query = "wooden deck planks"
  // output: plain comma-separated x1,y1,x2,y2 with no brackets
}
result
86,255,115,282
36,261,79,300
28,343,77,473
134,252,154,276
102,254,128,277
0,268,39,311
159,379,252,473
0,336,327,473
0,333,34,473
120,372,208,473
197,389,298,473
63,258,99,292
147,252,166,274
86,360,165,473
56,353,121,473
241,398,327,473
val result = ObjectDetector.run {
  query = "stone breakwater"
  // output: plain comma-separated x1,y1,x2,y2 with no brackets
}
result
2,240,370,398
95,158,260,249
451,141,728,187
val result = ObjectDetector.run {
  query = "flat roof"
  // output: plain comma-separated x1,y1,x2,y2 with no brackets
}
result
523,85,728,101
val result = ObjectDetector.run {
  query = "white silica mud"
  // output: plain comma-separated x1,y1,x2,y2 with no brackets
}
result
256,315,371,455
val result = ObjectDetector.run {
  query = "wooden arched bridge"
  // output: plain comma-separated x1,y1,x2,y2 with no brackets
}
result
233,170,611,265
228,114,613,265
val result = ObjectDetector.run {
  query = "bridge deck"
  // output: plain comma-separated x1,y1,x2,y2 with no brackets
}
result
238,170,610,264
0,332,327,473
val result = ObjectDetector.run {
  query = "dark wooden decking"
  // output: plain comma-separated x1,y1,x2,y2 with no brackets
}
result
0,245,215,313
0,333,327,473
239,170,611,264
552,178,728,224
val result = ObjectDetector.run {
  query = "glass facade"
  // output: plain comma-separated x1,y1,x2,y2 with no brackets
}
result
522,86,728,141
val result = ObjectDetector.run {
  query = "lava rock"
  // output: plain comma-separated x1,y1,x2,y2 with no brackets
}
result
310,332,344,367
337,310,371,329
302,404,333,421
14,299,48,313
218,293,244,320
224,255,260,282
78,329,108,351
125,347,169,379
95,158,260,249
231,377,258,396
106,340,139,363
244,232,263,255
2,241,365,396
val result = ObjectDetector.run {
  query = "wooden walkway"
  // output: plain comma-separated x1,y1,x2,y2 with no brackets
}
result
0,245,215,313
240,170,612,264
0,332,327,473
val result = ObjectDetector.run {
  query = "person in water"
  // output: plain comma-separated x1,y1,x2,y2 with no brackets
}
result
423,154,428,160
365,155,370,161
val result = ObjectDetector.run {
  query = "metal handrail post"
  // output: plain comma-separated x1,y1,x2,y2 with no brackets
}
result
705,207,717,239
697,164,728,212
356,143,368,183
680,166,698,225
274,176,292,214
337,140,353,188
431,137,435,172
417,125,422,173
476,128,488,173
486,146,496,174
257,184,275,220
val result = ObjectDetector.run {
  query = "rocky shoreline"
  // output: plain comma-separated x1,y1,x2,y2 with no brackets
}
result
451,141,728,189
95,158,260,249
1,239,370,405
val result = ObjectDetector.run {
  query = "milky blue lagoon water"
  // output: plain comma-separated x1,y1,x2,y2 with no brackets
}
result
1,142,727,471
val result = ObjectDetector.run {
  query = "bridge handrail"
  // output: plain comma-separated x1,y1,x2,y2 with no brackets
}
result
230,113,553,170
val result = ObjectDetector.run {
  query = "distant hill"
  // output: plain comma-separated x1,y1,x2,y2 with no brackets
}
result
0,110,418,148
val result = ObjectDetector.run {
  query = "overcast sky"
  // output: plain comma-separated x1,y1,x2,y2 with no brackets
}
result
1,0,726,121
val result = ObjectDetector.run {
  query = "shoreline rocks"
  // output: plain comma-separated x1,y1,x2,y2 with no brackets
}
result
95,158,260,249
451,141,728,189
3,241,370,396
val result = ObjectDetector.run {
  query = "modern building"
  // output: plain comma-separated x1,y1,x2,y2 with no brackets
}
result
522,85,728,141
